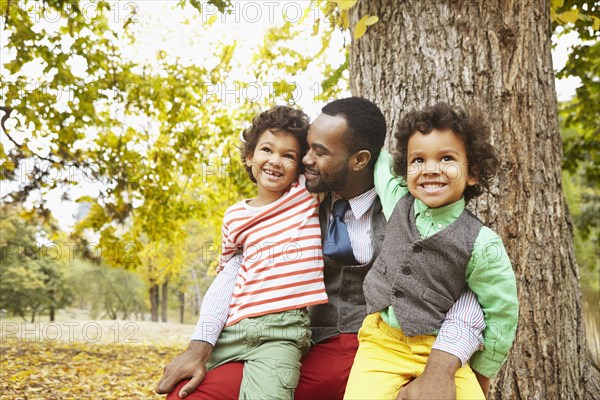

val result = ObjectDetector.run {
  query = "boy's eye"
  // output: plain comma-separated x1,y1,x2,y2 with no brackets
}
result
284,154,296,160
411,157,424,164
441,155,455,162
260,147,271,153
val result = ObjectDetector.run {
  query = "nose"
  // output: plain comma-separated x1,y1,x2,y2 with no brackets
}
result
302,149,315,167
422,160,440,175
267,153,283,166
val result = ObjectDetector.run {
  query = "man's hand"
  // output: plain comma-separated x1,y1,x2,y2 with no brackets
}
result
396,349,460,400
156,341,213,399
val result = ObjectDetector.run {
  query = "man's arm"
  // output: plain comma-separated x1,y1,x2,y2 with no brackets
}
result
156,255,241,398
398,288,487,399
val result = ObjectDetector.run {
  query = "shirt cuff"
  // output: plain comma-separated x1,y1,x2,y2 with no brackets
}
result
432,322,484,367
190,316,225,346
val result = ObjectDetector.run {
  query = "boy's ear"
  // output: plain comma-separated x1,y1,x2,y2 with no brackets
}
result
467,166,479,186
351,150,372,171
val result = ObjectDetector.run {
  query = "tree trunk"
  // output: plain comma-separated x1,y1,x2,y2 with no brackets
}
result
49,306,55,322
149,284,159,322
179,291,185,324
161,281,168,323
349,1,600,398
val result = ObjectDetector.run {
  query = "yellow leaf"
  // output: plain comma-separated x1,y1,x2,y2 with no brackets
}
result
205,14,218,26
354,17,367,40
560,10,579,24
313,18,320,35
551,0,564,10
550,9,558,22
365,15,379,26
336,0,358,11
592,16,600,31
341,10,349,30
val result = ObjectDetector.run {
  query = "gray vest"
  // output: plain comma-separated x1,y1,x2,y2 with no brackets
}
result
309,193,387,343
364,195,482,336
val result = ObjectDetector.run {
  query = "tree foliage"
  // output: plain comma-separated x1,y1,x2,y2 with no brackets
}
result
0,204,72,321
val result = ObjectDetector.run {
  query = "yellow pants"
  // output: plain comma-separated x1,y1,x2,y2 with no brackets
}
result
344,313,484,400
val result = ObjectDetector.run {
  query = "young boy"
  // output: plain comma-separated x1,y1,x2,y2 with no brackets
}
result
344,102,519,399
204,105,328,400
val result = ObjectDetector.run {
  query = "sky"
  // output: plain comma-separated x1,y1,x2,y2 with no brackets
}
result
0,1,583,231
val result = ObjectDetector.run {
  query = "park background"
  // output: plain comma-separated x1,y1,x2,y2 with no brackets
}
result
0,1,598,399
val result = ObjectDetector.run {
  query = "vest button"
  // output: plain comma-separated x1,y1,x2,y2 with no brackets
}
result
402,267,411,275
413,244,423,253
394,289,404,298
341,294,349,301
341,308,348,315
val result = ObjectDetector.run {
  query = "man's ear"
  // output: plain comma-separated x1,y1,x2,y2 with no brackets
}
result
351,150,372,171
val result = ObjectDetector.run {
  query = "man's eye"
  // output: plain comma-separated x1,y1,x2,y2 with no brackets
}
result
261,147,271,152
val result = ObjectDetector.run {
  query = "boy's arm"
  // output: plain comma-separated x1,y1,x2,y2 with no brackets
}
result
156,255,242,398
467,228,519,378
399,288,487,399
374,149,408,220
432,287,485,366
191,254,242,344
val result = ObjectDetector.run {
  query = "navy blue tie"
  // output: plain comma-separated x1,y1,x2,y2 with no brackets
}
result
323,199,357,264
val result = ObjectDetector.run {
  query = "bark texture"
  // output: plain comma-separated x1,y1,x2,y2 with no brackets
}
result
349,1,600,398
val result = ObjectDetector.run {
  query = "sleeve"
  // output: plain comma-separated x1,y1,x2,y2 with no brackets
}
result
432,287,485,366
373,149,409,221
217,211,238,273
466,227,519,377
190,254,242,345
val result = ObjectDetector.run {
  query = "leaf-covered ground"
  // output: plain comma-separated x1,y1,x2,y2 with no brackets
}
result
1,339,181,399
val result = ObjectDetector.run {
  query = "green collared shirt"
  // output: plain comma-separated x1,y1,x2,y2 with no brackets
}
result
373,150,518,378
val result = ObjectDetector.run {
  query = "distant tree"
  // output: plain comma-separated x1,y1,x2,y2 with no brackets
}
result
0,205,72,321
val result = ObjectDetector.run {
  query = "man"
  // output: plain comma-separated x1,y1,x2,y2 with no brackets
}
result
156,98,485,399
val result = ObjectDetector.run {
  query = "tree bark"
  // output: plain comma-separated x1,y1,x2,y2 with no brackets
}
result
149,284,159,322
349,1,600,398
179,291,185,324
161,281,168,323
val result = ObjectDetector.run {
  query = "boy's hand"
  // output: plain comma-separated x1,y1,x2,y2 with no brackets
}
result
156,341,213,398
396,349,459,400
474,370,490,397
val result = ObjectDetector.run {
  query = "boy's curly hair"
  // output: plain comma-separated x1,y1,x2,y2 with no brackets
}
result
241,105,310,183
393,102,499,204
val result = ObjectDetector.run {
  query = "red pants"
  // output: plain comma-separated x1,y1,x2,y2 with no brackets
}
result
167,334,359,400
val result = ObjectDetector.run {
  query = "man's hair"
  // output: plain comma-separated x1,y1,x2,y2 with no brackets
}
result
241,105,310,183
393,102,499,203
322,97,387,168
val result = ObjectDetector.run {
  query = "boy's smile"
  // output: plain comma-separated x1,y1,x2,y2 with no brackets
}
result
406,129,477,208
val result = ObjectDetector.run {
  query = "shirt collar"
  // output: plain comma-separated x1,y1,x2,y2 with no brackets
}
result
413,197,466,221
331,187,377,220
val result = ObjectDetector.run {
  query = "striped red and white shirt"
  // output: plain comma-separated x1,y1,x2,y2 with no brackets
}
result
220,175,328,327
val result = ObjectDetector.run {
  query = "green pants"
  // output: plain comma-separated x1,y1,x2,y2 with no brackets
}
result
208,308,311,400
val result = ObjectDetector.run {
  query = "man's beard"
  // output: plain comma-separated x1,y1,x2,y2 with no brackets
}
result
305,160,349,194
